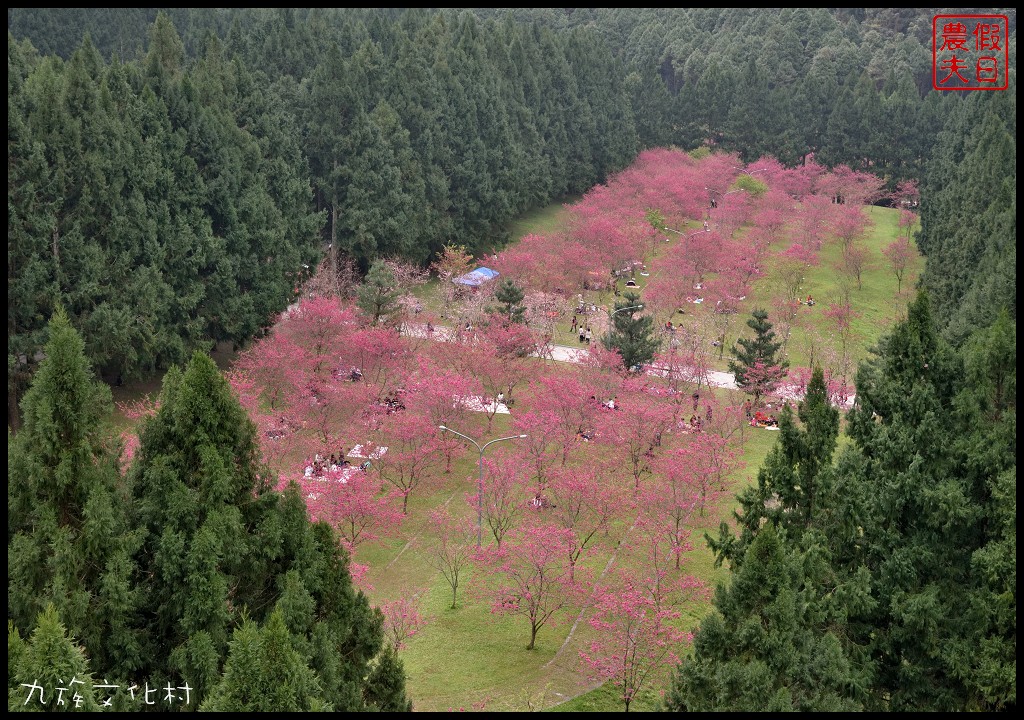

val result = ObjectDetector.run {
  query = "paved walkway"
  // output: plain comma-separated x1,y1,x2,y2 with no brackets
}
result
402,322,853,407
548,342,739,390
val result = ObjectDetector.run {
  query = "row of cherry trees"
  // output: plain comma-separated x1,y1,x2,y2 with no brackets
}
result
486,148,913,401
214,287,754,706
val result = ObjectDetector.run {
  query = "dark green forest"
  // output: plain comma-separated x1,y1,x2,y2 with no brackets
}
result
7,7,1016,712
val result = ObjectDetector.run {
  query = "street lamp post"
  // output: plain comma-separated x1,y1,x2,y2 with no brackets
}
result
438,426,527,547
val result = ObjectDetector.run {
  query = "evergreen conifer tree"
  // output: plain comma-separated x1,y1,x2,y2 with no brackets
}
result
602,291,659,371
664,525,861,712
7,605,102,712
710,366,839,568
493,278,526,324
7,308,142,679
202,610,330,712
364,645,414,712
356,259,402,326
129,352,404,709
824,293,1016,711
728,308,789,406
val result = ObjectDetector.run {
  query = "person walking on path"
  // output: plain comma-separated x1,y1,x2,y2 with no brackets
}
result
571,315,578,334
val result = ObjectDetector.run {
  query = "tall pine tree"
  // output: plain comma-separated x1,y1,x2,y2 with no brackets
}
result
664,525,862,712
602,291,659,371
128,351,407,709
201,609,330,712
822,293,1015,710
728,308,789,406
7,605,102,712
710,366,839,567
493,278,526,324
7,308,143,680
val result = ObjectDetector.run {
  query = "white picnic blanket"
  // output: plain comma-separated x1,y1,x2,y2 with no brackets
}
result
347,444,389,459
454,396,511,414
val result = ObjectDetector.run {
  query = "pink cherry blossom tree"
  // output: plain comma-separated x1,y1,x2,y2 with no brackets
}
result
522,374,597,466
824,299,860,385
623,521,710,614
380,593,428,650
405,359,481,472
816,165,885,206
512,409,567,488
116,395,160,470
642,452,700,568
799,193,837,250
426,507,476,608
889,179,920,209
542,463,628,580
752,201,788,241
742,359,789,408
470,453,530,549
883,235,914,294
372,412,444,514
831,204,871,253
601,390,675,491
479,524,580,650
579,573,689,712
294,465,404,554
770,295,802,356
774,242,817,304
840,240,872,291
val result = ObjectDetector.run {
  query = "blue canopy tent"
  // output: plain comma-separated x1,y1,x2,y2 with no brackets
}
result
454,267,500,287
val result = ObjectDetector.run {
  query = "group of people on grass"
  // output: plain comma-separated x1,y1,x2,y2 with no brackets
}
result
589,395,619,411
743,398,786,428
304,452,350,478
572,296,599,343
576,427,596,442
265,415,296,440
575,295,598,314
378,391,406,414
571,314,593,344
683,414,704,432
333,366,362,382
304,450,372,478
529,493,555,509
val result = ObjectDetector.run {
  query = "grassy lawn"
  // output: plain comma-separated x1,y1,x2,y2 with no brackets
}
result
552,679,663,712
354,382,780,713
764,205,923,373
505,197,579,240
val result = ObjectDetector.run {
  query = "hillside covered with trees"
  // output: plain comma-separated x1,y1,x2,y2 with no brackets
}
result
9,8,989,420
7,7,1016,713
